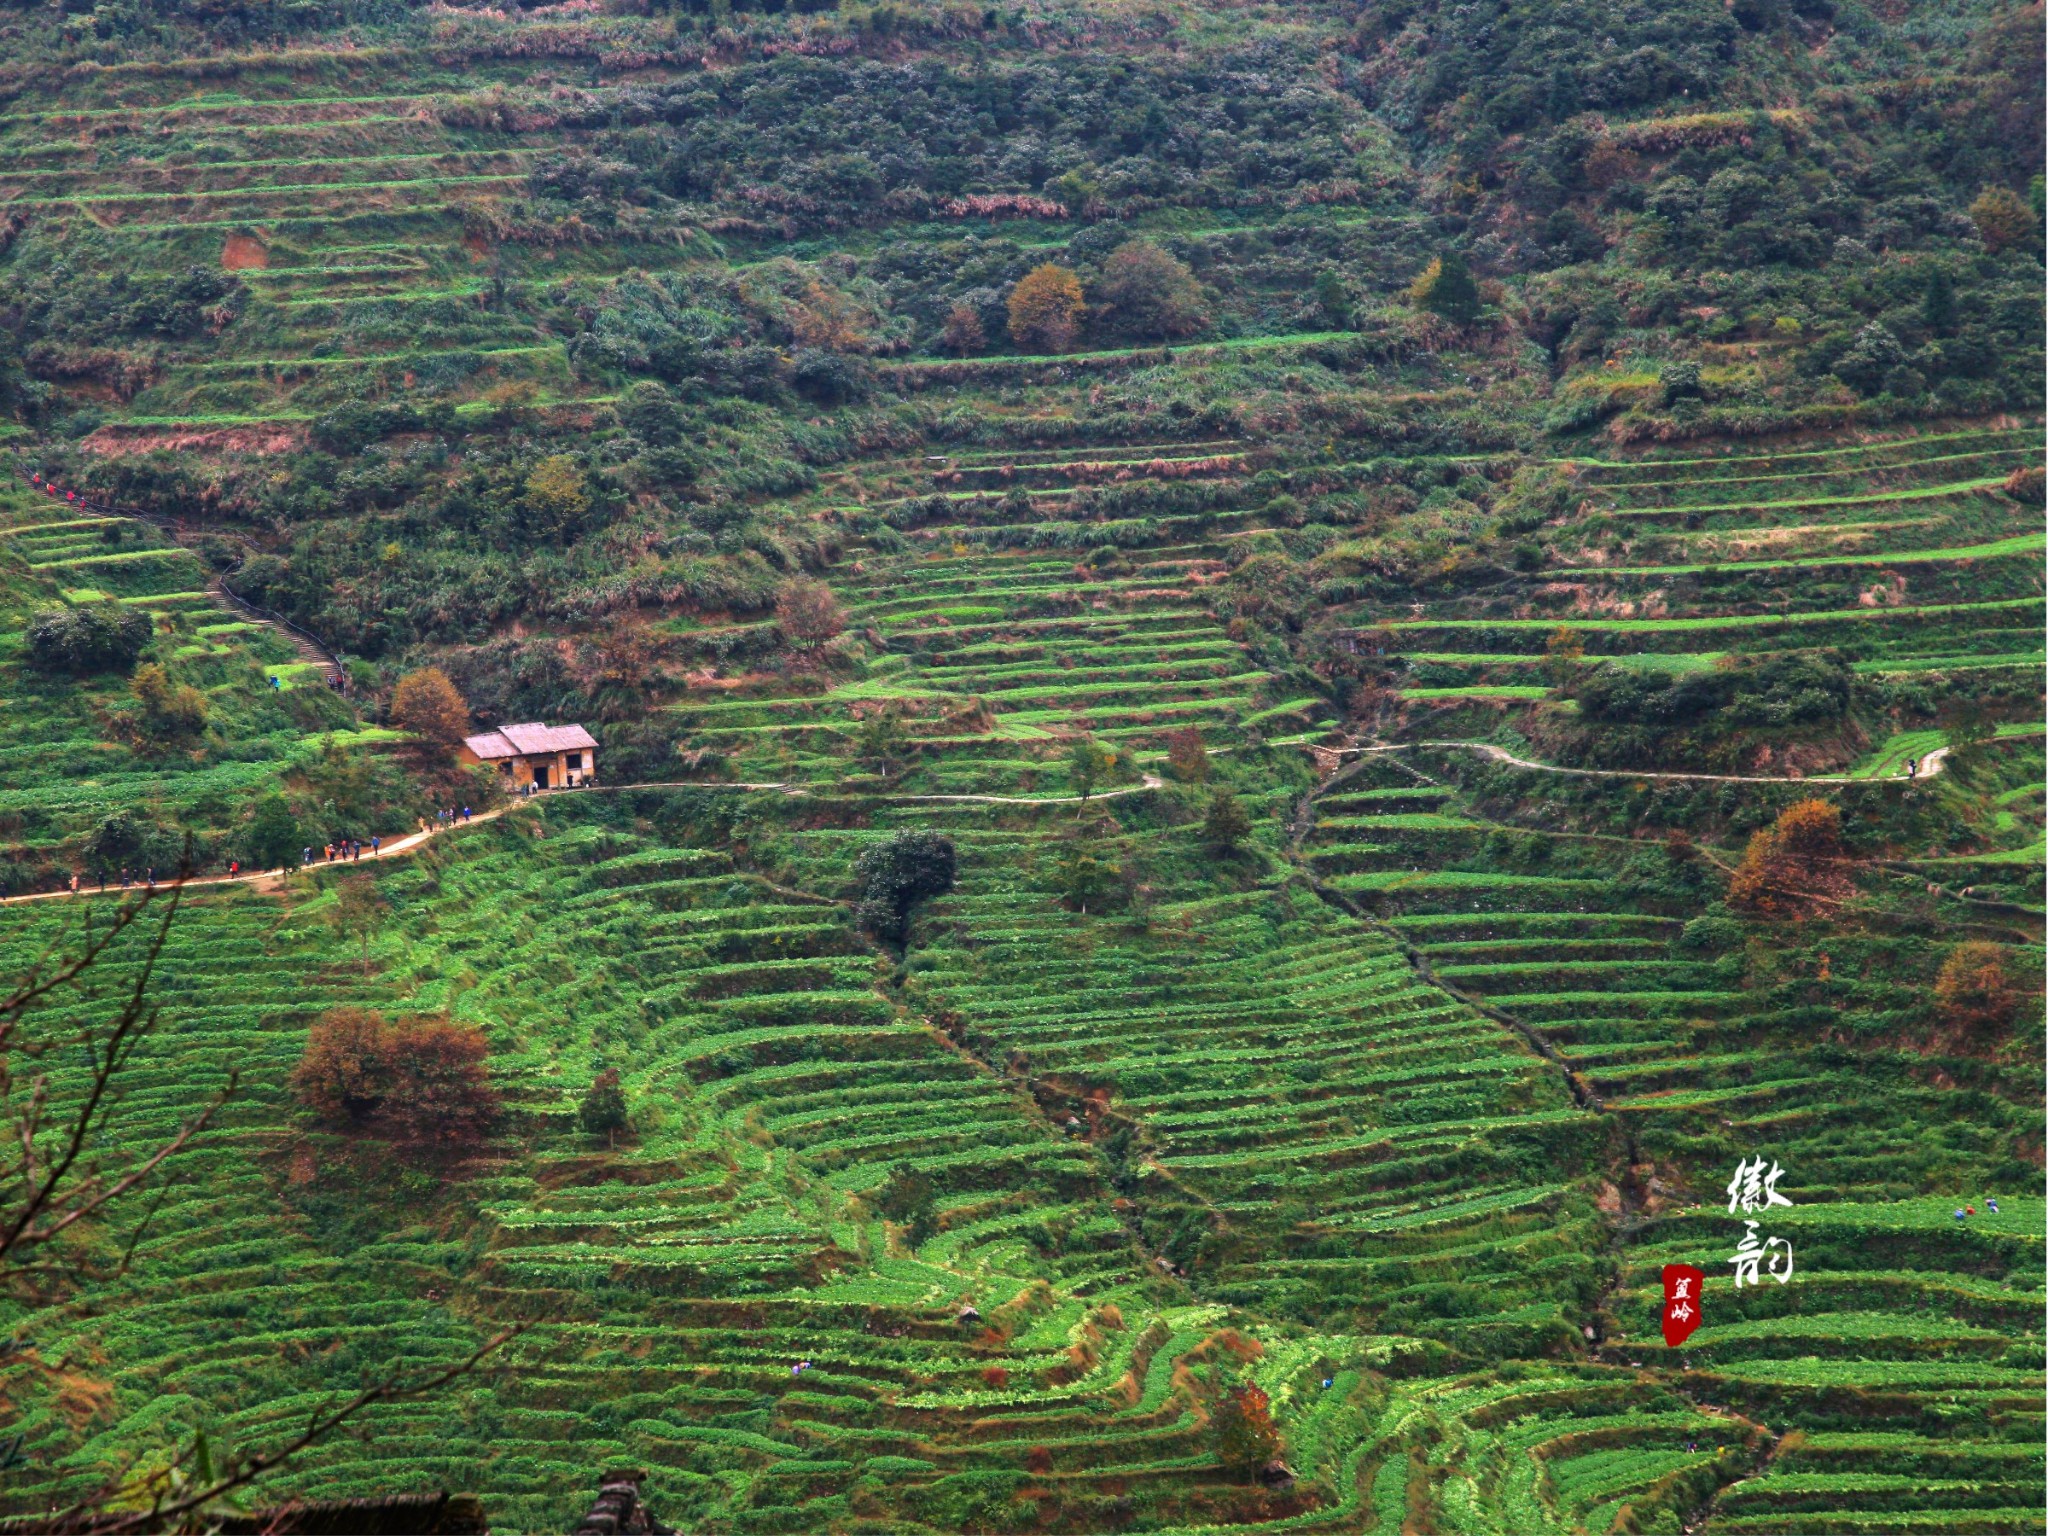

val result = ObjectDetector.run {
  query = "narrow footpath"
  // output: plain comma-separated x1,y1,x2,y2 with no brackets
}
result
0,805,518,906
1354,739,1951,784
0,775,1168,907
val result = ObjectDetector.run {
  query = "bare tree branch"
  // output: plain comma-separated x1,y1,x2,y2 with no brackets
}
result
0,881,231,1269
1,869,532,1534
56,1325,526,1535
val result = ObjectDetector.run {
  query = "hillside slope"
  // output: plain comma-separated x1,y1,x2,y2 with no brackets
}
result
0,0,2041,1532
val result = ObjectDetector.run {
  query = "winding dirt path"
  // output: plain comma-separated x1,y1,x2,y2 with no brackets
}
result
0,775,1169,907
1355,740,1949,784
0,805,517,906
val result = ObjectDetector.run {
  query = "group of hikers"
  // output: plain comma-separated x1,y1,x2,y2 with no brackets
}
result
42,804,491,901
305,837,381,865
71,867,170,893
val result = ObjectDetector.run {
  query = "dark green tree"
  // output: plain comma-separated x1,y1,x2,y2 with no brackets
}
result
1313,268,1353,329
1094,240,1208,340
243,794,302,873
578,1067,630,1147
1921,266,1957,334
1659,360,1703,405
26,603,153,676
1201,789,1254,853
1940,699,1995,769
1830,323,1907,395
854,830,958,944
1052,844,1123,914
874,1161,937,1247
1066,736,1115,801
1410,252,1479,326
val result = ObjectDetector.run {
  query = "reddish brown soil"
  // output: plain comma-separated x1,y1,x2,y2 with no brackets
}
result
81,423,306,456
221,233,269,269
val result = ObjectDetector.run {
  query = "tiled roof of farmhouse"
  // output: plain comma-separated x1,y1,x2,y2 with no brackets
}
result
463,722,597,759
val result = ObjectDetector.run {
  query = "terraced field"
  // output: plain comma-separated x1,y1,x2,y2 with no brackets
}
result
0,801,1533,1533
1287,417,2047,1534
3,383,2042,1533
0,0,2042,1516
1372,425,2046,715
0,43,1443,449
0,76,646,446
0,480,384,885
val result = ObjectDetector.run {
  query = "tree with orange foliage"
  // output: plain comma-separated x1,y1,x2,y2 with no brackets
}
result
1007,263,1085,353
775,577,847,650
1969,186,2037,253
1934,941,2017,1033
1728,798,1852,915
293,1008,497,1145
1212,1380,1281,1475
1164,725,1210,784
391,667,470,760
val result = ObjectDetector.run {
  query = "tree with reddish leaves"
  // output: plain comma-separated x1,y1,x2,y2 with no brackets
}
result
1935,942,2019,1035
1728,798,1851,916
775,577,847,652
1165,726,1210,785
294,1008,497,1146
1212,1380,1281,1475
292,1007,395,1124
386,1017,498,1146
941,303,985,357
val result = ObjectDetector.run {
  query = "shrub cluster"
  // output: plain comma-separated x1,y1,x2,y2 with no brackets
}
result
292,1008,498,1146
26,603,152,676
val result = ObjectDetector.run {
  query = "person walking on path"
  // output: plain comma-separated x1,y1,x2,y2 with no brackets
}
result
372,835,381,856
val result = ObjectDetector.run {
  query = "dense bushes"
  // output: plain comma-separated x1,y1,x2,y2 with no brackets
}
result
7,235,244,349
1573,651,1852,732
25,603,152,675
552,45,1395,233
855,830,958,944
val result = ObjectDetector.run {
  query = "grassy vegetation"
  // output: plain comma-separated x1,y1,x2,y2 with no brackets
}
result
0,0,2041,1529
